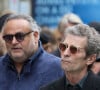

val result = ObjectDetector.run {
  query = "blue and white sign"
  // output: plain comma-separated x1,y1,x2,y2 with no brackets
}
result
32,0,100,29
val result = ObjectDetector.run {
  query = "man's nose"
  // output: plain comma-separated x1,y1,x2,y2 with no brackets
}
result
63,47,71,56
11,36,19,44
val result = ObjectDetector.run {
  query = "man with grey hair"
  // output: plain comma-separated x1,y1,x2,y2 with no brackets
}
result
58,13,83,34
0,14,63,90
40,24,100,90
53,13,83,57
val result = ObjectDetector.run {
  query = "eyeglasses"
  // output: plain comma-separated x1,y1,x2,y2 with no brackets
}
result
3,31,33,43
59,43,84,54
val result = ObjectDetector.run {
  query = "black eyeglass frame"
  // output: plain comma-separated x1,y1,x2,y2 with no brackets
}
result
3,31,33,43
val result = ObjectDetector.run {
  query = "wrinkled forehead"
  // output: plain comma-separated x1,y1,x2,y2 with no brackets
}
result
4,18,30,27
63,34,88,48
2,19,31,34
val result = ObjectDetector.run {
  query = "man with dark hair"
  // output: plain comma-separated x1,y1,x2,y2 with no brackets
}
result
91,58,100,76
0,13,12,56
88,21,100,33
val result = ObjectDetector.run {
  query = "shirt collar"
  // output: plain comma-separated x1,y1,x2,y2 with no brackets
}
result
66,72,88,88
28,40,43,63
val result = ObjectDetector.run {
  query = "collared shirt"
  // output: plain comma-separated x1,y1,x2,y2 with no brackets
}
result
66,72,88,90
0,41,64,90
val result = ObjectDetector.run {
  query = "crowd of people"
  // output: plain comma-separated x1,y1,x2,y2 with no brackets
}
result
0,11,100,90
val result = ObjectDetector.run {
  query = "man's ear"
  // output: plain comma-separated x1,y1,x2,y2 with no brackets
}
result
32,31,40,45
86,54,97,65
33,31,39,39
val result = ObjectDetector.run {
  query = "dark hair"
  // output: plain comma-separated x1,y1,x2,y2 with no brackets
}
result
40,32,50,44
96,58,100,62
0,13,12,32
88,22,100,34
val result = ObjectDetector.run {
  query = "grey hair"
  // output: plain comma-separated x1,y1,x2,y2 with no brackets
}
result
58,13,83,34
63,24,100,57
60,13,83,25
2,14,41,33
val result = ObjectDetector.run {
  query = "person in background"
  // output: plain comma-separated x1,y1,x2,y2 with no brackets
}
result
40,29,57,53
0,14,63,90
88,21,100,76
0,12,13,56
52,13,83,57
91,58,100,76
88,21,100,33
40,24,100,90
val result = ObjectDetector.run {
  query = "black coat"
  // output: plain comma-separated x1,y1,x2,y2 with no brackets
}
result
40,71,100,90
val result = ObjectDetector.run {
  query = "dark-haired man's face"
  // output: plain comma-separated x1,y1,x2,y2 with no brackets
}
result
91,62,100,75
0,33,7,56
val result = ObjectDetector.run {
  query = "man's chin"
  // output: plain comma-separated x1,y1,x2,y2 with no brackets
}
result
12,53,23,57
11,56,26,63
11,53,25,60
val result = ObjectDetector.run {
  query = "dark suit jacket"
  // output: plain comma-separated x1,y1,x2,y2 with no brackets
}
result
40,71,100,90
